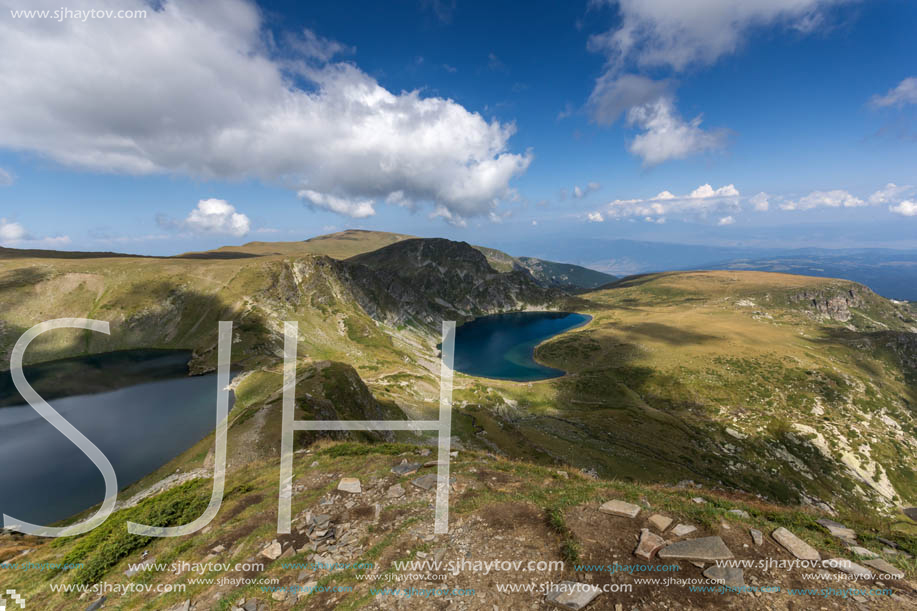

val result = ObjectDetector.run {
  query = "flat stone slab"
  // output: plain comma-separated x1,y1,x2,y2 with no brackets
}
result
386,483,405,498
670,524,697,537
863,558,904,579
772,527,820,561
657,536,734,562
85,598,107,611
412,473,442,490
903,507,917,521
635,528,666,560
648,514,673,532
849,546,879,559
877,536,897,549
691,497,706,504
598,500,641,518
750,529,763,546
337,478,362,494
727,509,750,519
817,518,857,542
545,581,601,610
391,462,421,476
260,540,282,560
825,558,872,580
703,565,746,590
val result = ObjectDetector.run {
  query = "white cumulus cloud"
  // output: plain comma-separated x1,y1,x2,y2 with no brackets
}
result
870,77,917,108
750,192,770,211
0,0,530,222
627,98,727,165
869,182,913,205
586,0,849,164
0,218,70,248
298,190,375,219
0,219,27,243
573,182,602,198
690,183,739,199
588,0,853,71
587,74,670,126
779,189,865,211
602,183,740,222
586,211,605,222
890,201,917,217
717,215,735,226
184,199,251,236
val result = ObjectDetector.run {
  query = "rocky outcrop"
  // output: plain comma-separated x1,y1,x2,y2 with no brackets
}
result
343,238,568,329
788,287,864,322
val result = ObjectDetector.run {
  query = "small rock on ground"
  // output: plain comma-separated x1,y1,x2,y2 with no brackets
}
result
657,536,734,562
849,546,879,559
545,581,601,610
863,558,904,579
826,558,872,579
670,524,697,537
260,540,282,561
634,528,667,560
703,565,746,590
337,478,362,494
598,500,640,519
772,527,820,561
750,528,763,546
648,514,673,532
391,461,421,476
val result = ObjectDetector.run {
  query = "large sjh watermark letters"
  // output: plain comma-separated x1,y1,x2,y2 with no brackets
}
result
4,318,455,538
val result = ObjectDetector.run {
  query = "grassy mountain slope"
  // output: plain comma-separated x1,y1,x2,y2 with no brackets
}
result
4,442,916,609
516,256,616,291
2,362,916,609
4,236,917,607
2,237,916,521
471,245,617,291
456,271,917,514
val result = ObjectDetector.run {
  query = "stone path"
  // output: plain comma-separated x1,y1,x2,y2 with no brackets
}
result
657,536,734,562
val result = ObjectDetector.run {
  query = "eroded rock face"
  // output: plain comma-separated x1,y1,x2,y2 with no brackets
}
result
344,238,567,328
789,288,863,322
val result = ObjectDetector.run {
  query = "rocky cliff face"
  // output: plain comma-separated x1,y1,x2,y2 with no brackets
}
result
343,238,567,328
788,287,865,322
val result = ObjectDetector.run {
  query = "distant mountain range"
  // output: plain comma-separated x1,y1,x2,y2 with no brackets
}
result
4,230,915,300
497,238,917,301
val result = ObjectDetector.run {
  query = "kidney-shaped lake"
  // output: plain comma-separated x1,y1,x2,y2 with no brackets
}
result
452,311,590,382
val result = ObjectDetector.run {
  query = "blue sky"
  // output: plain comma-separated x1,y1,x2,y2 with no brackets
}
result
0,0,915,260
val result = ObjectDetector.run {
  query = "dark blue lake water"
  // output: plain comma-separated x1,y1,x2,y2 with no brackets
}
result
453,311,590,381
0,351,228,525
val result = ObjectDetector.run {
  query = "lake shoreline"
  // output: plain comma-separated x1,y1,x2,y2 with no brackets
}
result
0,348,195,408
452,311,593,382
